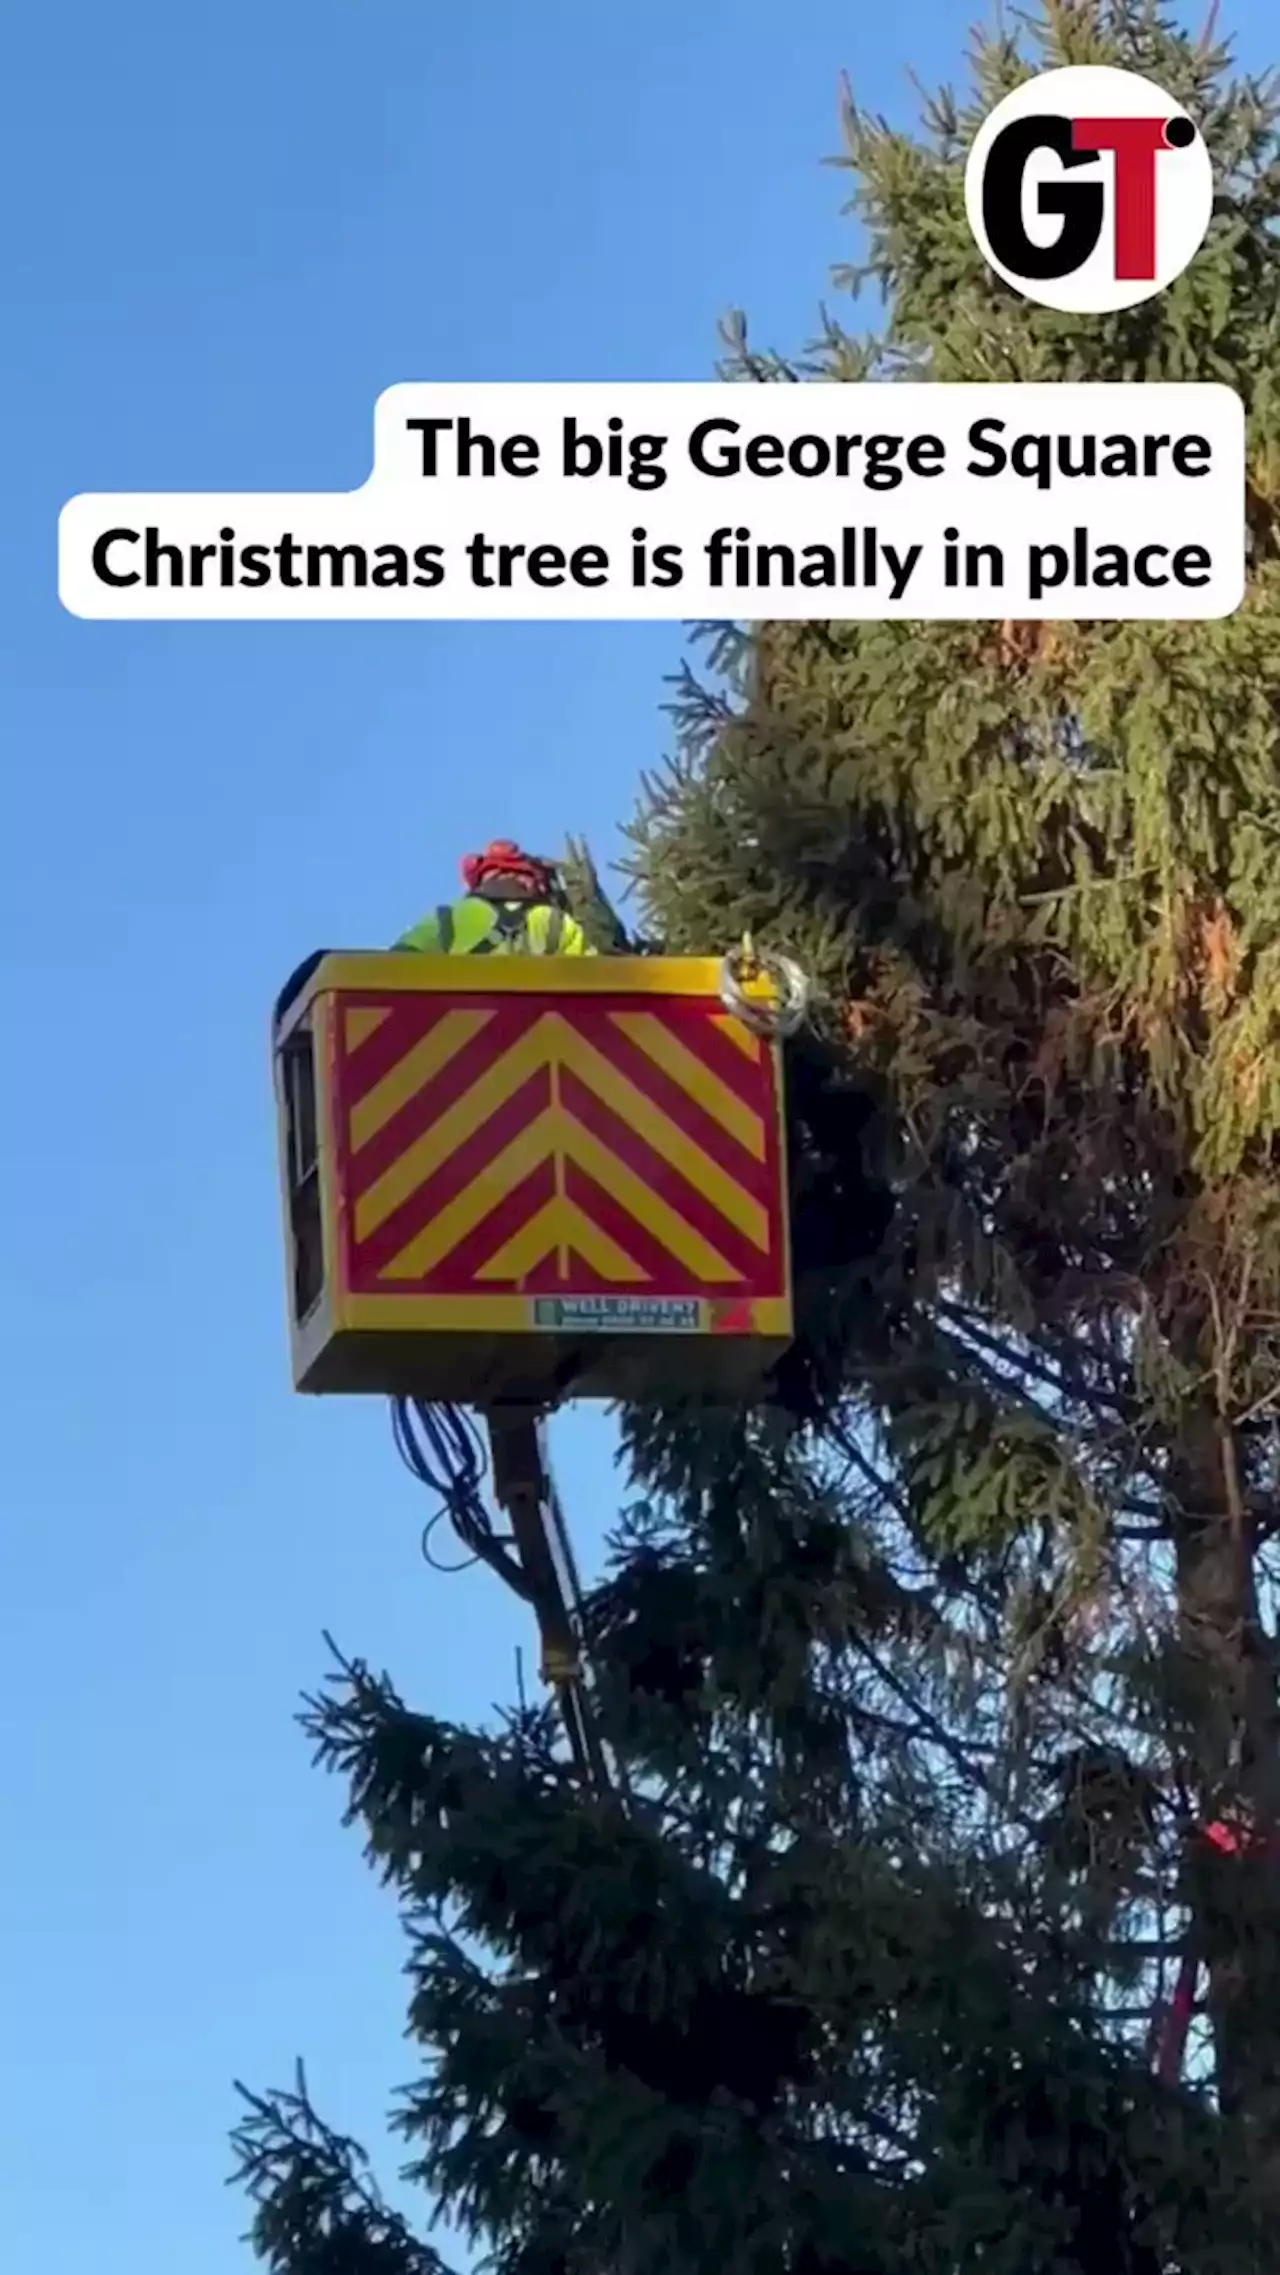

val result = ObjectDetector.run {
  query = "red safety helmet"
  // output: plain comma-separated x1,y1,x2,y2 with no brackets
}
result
461,839,558,899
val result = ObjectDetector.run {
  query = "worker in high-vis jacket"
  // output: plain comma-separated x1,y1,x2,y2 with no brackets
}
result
395,840,597,957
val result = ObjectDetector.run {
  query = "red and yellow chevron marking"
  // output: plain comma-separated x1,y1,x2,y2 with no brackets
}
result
328,990,787,1303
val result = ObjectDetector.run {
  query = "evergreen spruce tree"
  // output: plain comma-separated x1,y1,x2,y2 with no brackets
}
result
235,5,1280,2270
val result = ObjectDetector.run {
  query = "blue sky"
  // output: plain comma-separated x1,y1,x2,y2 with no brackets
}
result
0,4,1269,2271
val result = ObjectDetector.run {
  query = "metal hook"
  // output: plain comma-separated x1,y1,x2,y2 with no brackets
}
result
717,939,810,1038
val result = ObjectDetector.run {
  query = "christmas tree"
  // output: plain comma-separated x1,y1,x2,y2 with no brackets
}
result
235,5,1280,2268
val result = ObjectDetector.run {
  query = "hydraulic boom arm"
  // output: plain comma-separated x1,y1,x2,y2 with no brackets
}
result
484,1405,614,1798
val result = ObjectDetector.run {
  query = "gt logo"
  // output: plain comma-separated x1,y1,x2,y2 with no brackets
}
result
964,65,1213,313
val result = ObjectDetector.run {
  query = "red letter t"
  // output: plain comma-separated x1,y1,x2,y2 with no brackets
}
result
1071,115,1172,281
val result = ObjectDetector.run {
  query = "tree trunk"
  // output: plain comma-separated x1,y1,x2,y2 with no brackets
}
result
1171,1401,1280,2154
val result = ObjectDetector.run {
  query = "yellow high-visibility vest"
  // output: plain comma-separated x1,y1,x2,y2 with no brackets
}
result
395,896,595,956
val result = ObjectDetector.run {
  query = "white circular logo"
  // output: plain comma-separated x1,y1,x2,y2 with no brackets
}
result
964,65,1213,313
